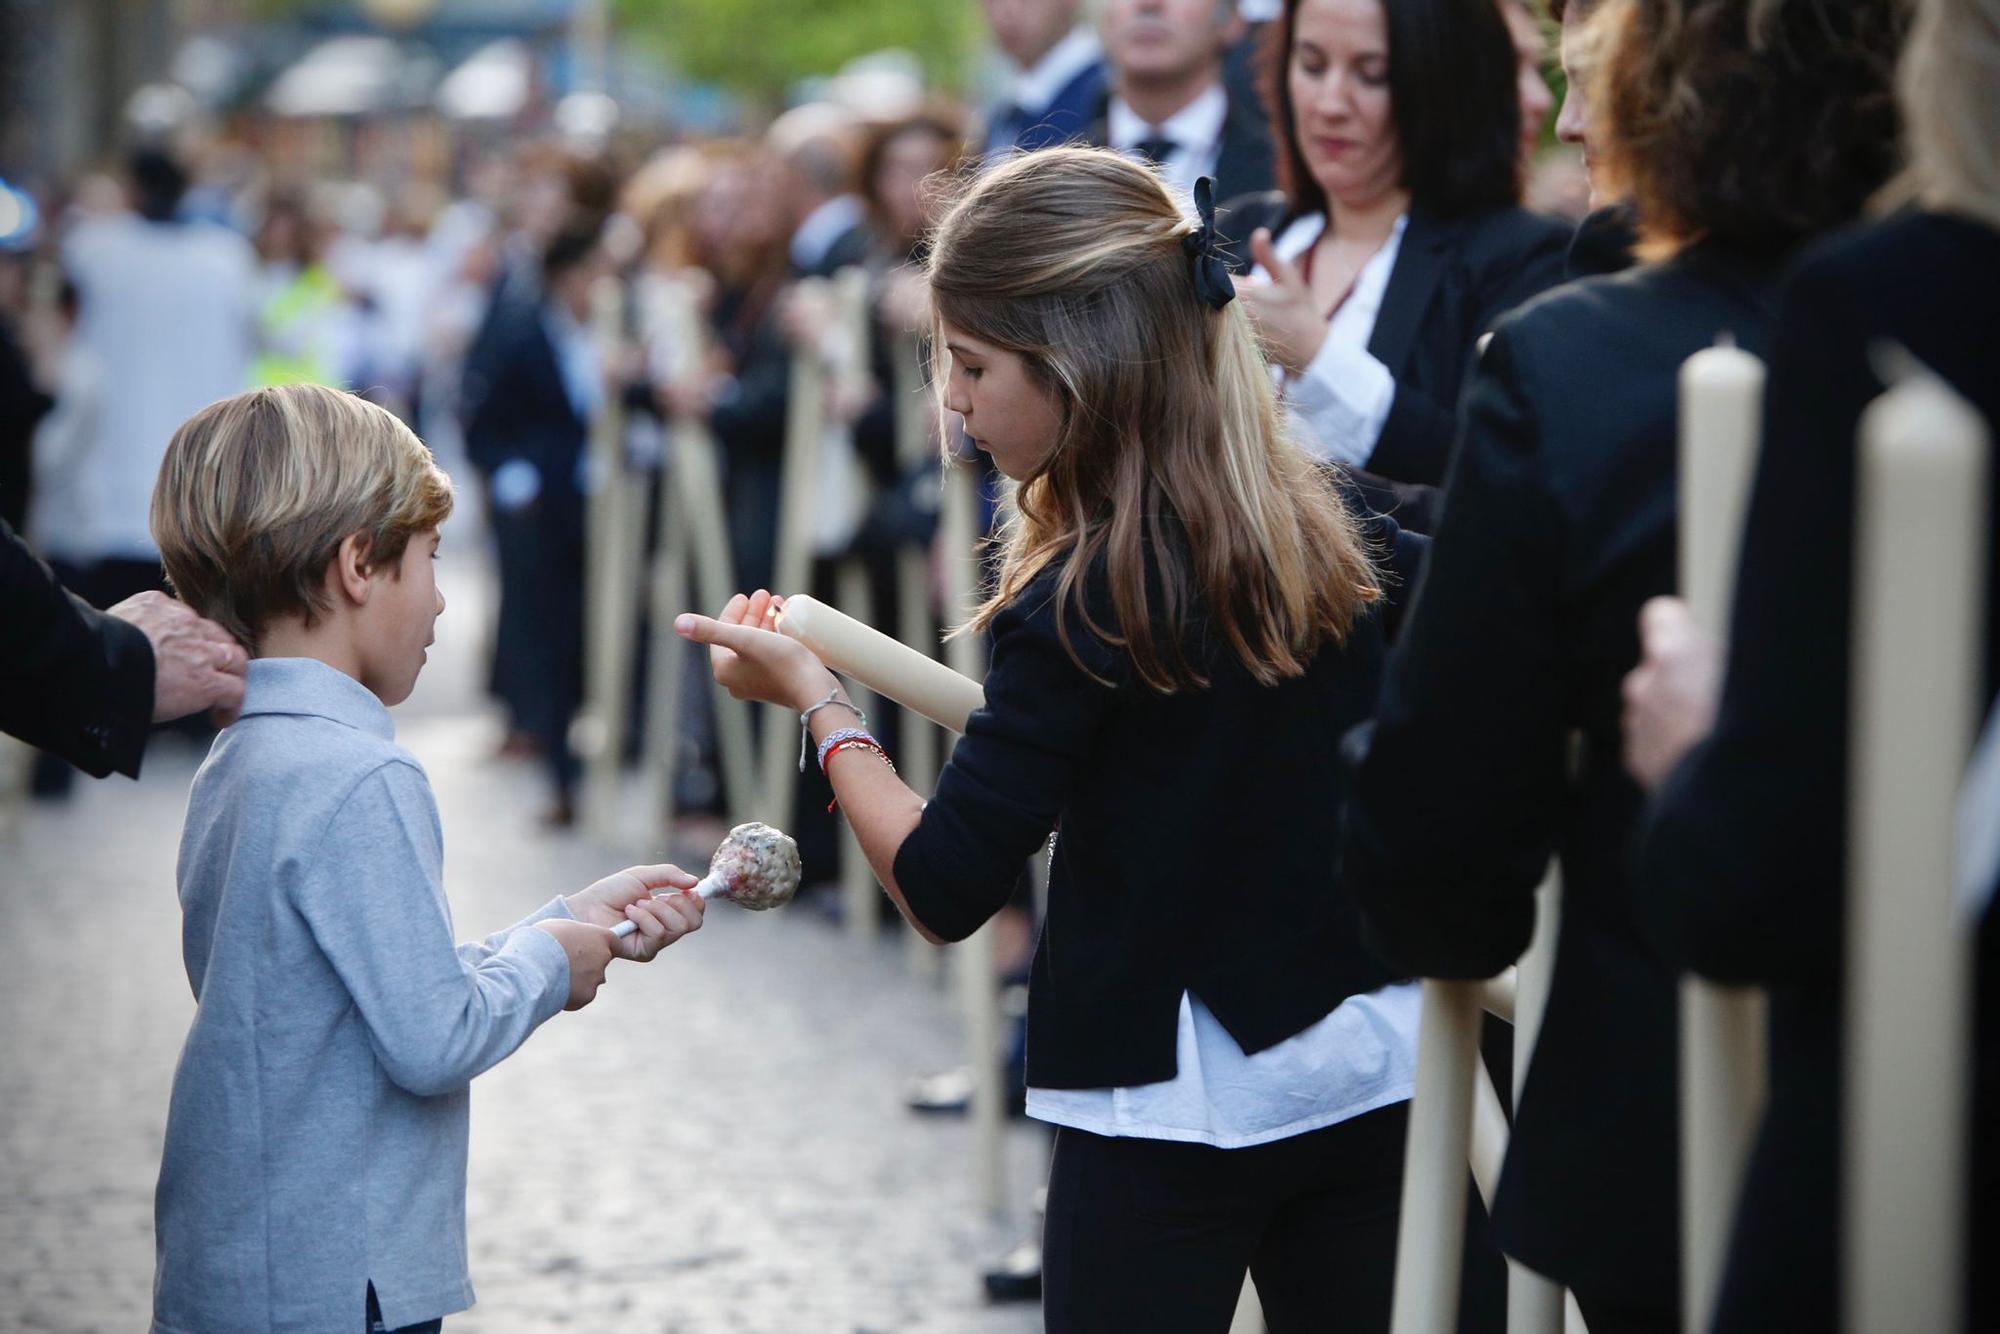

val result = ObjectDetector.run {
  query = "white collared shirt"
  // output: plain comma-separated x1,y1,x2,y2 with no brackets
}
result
1107,82,1230,202
1257,211,1409,468
1027,986,1421,1149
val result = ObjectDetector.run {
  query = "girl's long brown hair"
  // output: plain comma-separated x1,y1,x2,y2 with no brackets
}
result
927,147,1380,694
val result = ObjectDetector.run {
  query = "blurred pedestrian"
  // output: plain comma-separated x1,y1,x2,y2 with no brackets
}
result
461,222,612,827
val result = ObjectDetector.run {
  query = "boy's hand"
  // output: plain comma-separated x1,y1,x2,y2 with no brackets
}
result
567,863,698,927
612,890,704,962
567,864,706,962
534,919,618,1011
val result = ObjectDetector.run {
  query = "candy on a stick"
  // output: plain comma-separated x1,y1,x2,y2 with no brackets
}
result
611,821,801,938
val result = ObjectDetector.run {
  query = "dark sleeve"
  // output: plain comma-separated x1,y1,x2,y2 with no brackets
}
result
1634,262,1865,987
0,519,155,778
1340,326,1570,977
1366,221,1571,488
891,585,1116,942
709,323,792,463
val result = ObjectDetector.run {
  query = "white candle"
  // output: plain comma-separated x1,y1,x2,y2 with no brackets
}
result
1847,370,1987,1334
776,594,987,735
1675,339,1770,1334
1390,979,1480,1334
1678,341,1765,636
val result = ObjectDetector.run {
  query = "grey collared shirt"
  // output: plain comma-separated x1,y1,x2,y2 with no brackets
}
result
152,658,573,1334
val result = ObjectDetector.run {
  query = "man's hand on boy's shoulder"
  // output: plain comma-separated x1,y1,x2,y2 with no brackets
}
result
566,863,706,963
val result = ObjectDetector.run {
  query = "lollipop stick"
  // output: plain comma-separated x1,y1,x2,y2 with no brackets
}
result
611,875,721,938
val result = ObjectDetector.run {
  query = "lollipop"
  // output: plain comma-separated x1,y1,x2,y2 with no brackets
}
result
611,821,801,937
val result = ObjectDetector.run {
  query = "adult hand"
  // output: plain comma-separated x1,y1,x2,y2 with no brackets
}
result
566,863,706,962
1233,229,1330,375
533,918,619,1011
1621,596,1724,791
676,590,838,713
106,591,249,727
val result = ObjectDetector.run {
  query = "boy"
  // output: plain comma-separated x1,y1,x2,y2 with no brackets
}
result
145,384,702,1333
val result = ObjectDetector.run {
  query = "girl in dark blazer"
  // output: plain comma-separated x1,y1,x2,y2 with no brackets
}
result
1338,3,1906,1330
1232,0,1571,531
677,147,1472,1332
1625,1,2000,1326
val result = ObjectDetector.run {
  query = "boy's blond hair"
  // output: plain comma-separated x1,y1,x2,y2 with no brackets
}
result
151,384,453,652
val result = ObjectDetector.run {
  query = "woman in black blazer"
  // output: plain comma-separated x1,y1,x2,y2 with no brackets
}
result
677,147,1485,1332
1231,0,1571,531
1337,3,1906,1330
1624,2,2000,1325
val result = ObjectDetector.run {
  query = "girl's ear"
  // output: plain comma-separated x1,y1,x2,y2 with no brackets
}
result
333,531,376,607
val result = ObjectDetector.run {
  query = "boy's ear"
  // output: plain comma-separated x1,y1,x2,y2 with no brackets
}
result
332,531,376,607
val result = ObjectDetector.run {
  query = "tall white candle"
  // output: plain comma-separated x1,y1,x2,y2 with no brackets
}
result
1675,339,1770,1334
1678,341,1765,635
1847,370,1987,1334
776,594,986,735
1390,979,1480,1334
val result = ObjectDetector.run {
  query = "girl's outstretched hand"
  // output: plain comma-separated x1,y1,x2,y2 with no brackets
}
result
676,590,840,713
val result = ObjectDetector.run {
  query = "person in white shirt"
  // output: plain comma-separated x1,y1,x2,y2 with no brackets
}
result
60,148,255,607
1095,0,1277,204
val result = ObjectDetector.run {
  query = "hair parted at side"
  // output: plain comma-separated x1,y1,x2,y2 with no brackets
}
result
1593,0,1908,260
924,147,1380,695
151,384,454,653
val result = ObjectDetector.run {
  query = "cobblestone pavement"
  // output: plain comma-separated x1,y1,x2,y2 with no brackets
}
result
0,558,1047,1334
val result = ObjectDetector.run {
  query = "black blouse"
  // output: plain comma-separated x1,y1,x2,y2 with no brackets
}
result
893,557,1404,1090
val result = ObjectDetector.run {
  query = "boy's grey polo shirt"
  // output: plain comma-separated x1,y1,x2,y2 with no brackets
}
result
152,658,573,1334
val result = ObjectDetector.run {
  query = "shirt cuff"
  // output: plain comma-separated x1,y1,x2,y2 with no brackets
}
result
498,921,574,1022
1285,337,1397,468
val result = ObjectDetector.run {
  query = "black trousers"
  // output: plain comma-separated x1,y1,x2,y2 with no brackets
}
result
1042,1101,1506,1333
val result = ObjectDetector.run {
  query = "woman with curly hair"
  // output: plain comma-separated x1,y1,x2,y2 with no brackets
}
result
1625,0,2000,1326
1339,2,1907,1330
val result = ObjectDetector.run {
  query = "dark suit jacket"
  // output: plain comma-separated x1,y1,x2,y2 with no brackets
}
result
1341,244,1786,1316
790,214,873,281
1636,211,2000,1333
985,58,1110,157
893,538,1411,1090
1226,194,1571,530
1084,87,1277,214
1,518,154,777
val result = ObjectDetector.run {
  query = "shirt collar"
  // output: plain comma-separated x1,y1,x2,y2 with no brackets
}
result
1009,27,1103,114
236,657,395,740
1106,82,1229,158
790,194,866,270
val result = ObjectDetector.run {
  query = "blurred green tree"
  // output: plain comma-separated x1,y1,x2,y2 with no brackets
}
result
613,0,979,104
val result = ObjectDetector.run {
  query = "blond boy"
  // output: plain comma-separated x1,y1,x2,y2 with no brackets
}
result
146,385,702,1334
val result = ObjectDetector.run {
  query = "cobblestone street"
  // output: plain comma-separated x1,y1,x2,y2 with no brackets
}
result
0,558,1048,1334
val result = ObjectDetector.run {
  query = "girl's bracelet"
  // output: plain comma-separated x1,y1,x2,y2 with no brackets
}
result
798,686,866,772
819,733,895,812
816,726,881,772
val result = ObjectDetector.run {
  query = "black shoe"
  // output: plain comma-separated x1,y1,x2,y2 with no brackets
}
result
982,1240,1042,1303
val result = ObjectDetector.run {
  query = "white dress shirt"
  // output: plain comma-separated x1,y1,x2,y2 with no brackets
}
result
1256,211,1409,469
1107,82,1230,203
61,213,257,560
1003,26,1103,126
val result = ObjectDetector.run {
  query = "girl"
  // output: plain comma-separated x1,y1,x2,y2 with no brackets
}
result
676,146,1440,1331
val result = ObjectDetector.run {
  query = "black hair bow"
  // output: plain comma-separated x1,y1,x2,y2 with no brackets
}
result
1181,176,1236,312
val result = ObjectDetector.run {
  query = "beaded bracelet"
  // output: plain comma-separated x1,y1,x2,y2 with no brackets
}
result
815,726,880,772
818,731,896,813
798,687,866,772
